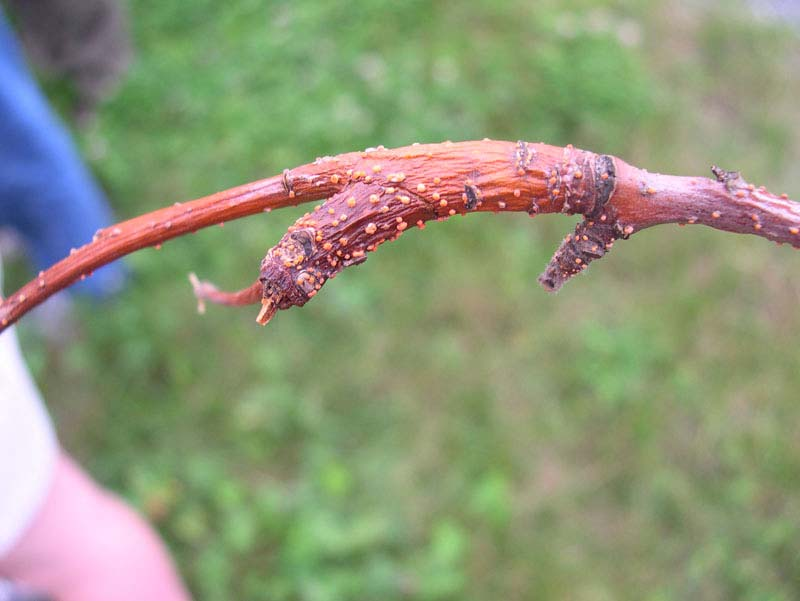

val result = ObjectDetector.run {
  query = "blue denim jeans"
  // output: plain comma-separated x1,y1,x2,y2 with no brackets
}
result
0,8,124,297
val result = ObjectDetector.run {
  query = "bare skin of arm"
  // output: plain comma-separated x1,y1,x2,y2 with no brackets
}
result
1,140,797,331
0,452,191,601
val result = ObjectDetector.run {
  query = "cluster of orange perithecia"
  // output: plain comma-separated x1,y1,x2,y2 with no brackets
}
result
255,228,324,325
178,143,800,326
255,183,431,325
254,141,628,324
706,166,800,245
253,145,511,325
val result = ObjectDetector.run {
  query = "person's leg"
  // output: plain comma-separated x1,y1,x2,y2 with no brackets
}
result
0,264,190,600
0,6,125,297
0,452,191,601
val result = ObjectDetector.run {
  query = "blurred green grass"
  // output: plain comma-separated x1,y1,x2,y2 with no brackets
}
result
14,0,800,599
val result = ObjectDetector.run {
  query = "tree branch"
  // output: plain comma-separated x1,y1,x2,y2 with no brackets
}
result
1,140,797,332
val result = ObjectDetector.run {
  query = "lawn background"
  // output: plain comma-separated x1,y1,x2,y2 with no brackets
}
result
9,1,800,599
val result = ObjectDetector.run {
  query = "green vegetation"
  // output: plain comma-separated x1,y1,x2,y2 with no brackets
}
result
14,0,800,599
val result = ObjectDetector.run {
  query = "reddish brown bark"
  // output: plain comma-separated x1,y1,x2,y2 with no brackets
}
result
1,140,798,332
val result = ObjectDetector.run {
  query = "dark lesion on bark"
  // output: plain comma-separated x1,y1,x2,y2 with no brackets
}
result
711,165,742,192
464,183,481,210
590,155,616,215
515,140,535,174
281,169,295,196
539,153,620,291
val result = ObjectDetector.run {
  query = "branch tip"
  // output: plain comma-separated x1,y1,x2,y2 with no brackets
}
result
187,273,262,311
188,272,207,314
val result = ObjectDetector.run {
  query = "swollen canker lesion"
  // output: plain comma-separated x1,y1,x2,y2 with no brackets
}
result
538,153,620,292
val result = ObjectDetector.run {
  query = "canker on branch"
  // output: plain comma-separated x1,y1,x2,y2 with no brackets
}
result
0,140,798,332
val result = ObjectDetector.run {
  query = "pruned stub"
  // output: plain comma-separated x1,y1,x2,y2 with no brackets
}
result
538,219,619,291
544,146,616,219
